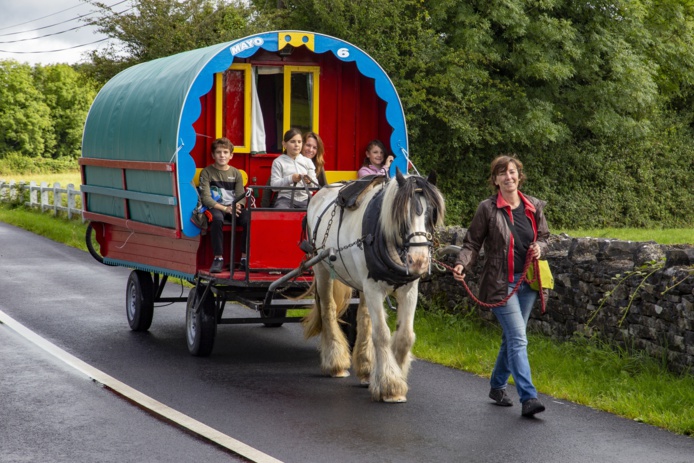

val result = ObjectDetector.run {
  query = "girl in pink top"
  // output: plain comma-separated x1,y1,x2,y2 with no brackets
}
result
357,140,394,178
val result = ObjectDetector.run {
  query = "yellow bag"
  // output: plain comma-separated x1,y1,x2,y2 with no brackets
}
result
527,260,554,291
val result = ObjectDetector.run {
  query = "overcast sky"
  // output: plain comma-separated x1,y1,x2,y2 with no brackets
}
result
0,0,116,66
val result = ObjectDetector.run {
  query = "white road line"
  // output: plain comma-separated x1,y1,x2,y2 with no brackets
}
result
0,309,284,463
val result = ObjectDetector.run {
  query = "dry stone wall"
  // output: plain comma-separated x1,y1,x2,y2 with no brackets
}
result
423,227,694,374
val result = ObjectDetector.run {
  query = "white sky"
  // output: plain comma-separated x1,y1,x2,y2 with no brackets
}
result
0,0,116,66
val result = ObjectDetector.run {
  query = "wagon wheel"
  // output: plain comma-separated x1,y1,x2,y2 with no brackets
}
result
186,285,217,356
126,270,154,331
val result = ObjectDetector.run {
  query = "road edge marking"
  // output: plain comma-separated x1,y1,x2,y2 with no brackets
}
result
0,309,283,463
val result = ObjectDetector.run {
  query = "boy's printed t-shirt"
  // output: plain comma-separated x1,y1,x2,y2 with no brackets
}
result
199,165,246,210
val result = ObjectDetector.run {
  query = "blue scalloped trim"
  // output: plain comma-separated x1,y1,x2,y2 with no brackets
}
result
177,31,408,238
104,258,195,282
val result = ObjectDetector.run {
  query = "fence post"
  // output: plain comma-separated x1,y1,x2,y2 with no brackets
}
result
29,181,37,208
0,180,5,201
53,182,61,216
40,182,48,212
67,184,76,219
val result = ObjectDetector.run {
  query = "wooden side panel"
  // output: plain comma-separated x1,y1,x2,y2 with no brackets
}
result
102,224,200,275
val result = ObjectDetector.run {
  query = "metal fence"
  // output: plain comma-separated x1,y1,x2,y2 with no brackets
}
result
0,180,84,221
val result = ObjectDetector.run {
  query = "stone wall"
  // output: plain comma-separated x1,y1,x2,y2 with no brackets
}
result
422,227,694,374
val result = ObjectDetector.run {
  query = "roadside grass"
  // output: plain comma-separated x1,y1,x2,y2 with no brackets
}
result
0,203,88,252
2,185,693,436
0,171,82,188
555,228,693,245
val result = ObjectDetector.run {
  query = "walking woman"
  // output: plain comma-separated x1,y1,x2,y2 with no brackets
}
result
453,154,549,417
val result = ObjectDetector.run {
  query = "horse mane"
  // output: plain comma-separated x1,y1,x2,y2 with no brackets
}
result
379,174,445,246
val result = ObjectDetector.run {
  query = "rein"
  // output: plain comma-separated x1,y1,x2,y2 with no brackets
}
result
433,249,545,311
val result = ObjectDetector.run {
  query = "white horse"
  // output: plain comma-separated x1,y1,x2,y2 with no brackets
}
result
303,171,445,402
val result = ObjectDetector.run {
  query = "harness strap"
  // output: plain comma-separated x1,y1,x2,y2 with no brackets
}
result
311,198,337,247
335,205,356,283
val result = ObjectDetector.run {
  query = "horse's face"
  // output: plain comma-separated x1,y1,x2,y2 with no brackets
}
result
401,193,433,275
386,172,446,276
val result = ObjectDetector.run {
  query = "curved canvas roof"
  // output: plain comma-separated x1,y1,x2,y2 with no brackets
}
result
82,31,408,237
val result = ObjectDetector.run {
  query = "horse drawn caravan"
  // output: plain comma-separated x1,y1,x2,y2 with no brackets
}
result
80,31,414,354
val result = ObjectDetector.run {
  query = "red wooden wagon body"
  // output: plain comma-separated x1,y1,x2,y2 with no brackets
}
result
80,31,409,355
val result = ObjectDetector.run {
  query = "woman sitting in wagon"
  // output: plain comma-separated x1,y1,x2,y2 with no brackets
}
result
301,131,327,187
270,128,319,209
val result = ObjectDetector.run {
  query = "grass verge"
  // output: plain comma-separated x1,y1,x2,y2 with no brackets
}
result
555,228,693,245
1,203,692,436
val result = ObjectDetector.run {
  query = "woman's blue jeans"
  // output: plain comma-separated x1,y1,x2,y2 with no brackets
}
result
490,273,538,403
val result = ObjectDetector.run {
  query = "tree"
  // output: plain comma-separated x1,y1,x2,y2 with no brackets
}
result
0,60,54,158
33,65,98,159
83,0,263,82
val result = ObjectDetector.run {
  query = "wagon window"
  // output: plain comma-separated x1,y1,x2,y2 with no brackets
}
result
283,66,320,138
217,64,251,153
249,65,320,154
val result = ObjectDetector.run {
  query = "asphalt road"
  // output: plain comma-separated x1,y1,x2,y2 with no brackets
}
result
1,221,692,463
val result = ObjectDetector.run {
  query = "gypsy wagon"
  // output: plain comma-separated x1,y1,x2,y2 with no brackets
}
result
80,30,410,356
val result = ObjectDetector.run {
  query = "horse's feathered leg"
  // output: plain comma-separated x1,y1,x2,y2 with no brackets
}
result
314,264,351,377
392,281,418,380
352,291,373,386
364,279,408,402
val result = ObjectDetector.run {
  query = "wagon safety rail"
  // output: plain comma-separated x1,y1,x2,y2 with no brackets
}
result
0,180,84,221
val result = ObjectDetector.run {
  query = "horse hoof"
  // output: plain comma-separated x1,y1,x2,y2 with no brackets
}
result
383,396,407,403
359,378,370,387
331,370,350,378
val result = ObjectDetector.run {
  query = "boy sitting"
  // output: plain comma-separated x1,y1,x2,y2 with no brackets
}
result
198,137,248,273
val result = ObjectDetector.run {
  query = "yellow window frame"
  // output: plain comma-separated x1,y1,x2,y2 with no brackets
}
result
282,66,320,137
215,63,252,153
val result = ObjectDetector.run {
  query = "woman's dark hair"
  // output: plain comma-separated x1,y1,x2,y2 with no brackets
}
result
283,128,303,143
488,154,526,191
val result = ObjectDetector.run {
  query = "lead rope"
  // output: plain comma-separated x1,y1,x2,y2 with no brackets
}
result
433,249,545,312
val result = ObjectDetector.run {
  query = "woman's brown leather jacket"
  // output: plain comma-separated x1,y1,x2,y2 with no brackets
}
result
455,192,550,305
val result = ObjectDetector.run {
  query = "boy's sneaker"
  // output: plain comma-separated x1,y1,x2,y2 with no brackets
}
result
489,388,513,407
209,257,224,274
238,257,247,271
521,398,546,417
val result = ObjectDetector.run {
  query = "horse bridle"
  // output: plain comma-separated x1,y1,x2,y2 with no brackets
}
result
398,190,435,275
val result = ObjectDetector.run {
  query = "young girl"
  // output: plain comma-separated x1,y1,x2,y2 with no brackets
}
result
270,128,318,208
302,131,327,186
357,139,393,178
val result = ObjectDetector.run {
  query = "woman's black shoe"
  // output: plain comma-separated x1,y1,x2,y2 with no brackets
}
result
521,398,546,417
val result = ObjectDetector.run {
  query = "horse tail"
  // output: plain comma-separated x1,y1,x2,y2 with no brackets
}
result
302,280,321,338
302,280,352,339
334,280,353,321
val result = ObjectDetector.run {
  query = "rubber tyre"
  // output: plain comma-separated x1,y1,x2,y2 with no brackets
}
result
126,270,154,331
186,286,217,356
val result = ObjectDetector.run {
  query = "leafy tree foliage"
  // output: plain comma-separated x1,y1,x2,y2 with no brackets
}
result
83,0,264,83
33,65,98,159
0,61,54,158
0,61,96,160
263,0,694,228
